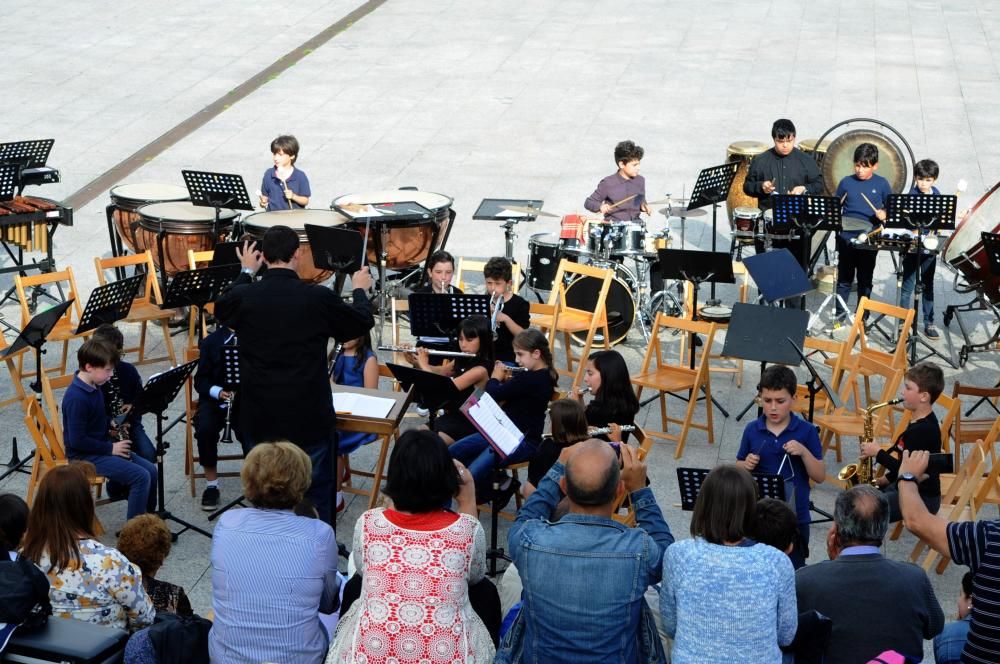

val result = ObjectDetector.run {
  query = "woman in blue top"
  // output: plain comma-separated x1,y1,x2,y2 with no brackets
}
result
332,332,379,512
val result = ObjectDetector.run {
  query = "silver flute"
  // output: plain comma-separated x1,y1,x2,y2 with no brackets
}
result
505,366,528,373
378,345,476,358
577,386,592,395
589,424,636,435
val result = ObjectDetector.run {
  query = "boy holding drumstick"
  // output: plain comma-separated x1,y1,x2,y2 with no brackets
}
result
259,135,311,211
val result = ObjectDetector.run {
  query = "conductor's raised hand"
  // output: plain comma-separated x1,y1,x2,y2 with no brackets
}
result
237,240,263,274
620,443,647,493
351,266,373,291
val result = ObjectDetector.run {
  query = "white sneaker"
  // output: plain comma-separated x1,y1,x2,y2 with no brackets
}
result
416,406,429,417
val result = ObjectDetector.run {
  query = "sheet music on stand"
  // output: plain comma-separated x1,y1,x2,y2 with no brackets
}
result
687,162,739,210
983,232,1000,275
676,467,785,511
0,164,18,202
460,391,524,459
472,199,545,220
222,345,241,390
408,293,491,338
885,194,957,233
76,274,144,334
181,170,254,211
0,139,54,170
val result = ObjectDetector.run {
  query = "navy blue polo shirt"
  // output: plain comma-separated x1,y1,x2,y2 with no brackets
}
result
260,167,311,211
62,374,113,457
736,412,822,529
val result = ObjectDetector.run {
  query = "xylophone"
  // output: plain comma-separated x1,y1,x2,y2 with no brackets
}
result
0,195,72,254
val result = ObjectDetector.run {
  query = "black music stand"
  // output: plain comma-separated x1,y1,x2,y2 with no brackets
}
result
408,293,491,340
306,224,364,275
686,162,739,303
131,360,210,540
886,194,958,366
658,248,734,364
676,467,785,511
723,303,808,420
386,363,468,428
473,198,545,264
743,248,813,305
161,265,238,342
0,139,54,195
75,275,143,335
209,241,241,268
181,170,253,280
786,337,841,423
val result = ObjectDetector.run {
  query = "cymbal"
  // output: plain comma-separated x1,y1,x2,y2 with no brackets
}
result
501,205,559,218
660,207,706,218
841,217,873,232
647,197,690,206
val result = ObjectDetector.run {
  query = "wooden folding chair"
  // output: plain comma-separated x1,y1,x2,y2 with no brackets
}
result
909,440,988,574
814,354,903,462
183,346,242,497
969,419,1000,510
187,249,217,351
613,425,654,526
952,381,1000,468
0,328,29,410
95,251,178,367
631,313,717,459
792,336,847,417
14,267,93,380
530,259,613,393
825,297,914,405
455,257,522,293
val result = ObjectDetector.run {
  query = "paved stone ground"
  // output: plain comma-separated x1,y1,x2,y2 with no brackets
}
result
3,0,1000,657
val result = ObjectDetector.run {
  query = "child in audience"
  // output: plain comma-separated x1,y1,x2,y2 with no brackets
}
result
524,398,590,497
91,324,155,463
409,316,494,444
860,361,944,521
934,572,974,664
484,257,530,363
834,142,892,323
193,324,240,511
259,134,310,210
900,159,942,339
62,339,157,519
754,497,799,560
577,350,639,442
117,514,193,616
332,332,379,512
0,493,29,559
737,365,824,568
449,329,557,506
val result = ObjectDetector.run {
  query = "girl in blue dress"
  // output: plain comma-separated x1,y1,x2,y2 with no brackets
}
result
333,332,379,512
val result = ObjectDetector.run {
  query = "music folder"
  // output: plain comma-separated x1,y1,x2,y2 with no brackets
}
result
460,391,524,460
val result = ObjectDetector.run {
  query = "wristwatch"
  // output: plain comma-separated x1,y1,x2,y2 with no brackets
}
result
898,472,919,483
241,267,255,276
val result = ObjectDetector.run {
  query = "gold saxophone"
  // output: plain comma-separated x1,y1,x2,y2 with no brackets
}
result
838,398,903,488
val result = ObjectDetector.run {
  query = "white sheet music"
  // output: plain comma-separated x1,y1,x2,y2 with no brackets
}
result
332,392,394,419
466,392,523,457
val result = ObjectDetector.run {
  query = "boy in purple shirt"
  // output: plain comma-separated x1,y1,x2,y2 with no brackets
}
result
258,134,311,211
62,339,157,519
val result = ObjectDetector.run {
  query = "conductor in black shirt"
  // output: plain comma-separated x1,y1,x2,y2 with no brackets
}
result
215,226,374,524
743,119,826,268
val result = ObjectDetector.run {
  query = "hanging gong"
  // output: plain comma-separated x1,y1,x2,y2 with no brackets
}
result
820,128,908,196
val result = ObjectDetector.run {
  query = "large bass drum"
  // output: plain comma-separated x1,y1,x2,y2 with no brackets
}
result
109,183,190,253
331,190,452,270
942,180,1000,302
135,202,237,276
564,265,636,346
243,209,351,284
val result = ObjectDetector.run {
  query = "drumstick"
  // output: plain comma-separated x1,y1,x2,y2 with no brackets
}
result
860,192,880,214
360,216,371,272
606,194,638,211
839,193,848,205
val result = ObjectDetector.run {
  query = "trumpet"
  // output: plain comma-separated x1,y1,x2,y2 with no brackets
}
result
589,424,636,435
490,291,504,340
434,280,454,294
378,345,476,358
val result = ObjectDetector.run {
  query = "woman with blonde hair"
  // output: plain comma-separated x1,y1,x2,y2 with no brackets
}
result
20,464,155,631
210,441,339,664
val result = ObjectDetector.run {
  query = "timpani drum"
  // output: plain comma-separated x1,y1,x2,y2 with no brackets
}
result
135,202,237,276
243,209,351,284
726,140,769,227
942,180,1000,302
109,183,190,253
331,190,452,270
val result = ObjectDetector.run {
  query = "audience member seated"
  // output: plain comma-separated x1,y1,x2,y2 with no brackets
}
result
497,439,673,664
1,493,29,559
210,441,339,664
934,572,973,664
329,429,497,663
660,464,796,663
20,465,155,631
116,514,192,617
796,484,944,664
754,496,799,559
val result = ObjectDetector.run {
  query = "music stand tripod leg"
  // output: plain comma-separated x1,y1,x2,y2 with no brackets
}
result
152,411,213,540
485,458,512,578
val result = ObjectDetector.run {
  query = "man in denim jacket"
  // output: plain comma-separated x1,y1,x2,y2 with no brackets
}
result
499,440,673,663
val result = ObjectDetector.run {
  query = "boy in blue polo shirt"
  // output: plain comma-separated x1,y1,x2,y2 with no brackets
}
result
737,365,825,567
258,134,311,211
62,339,157,519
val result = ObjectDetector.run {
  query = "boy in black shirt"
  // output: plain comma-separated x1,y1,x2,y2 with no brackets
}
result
860,362,944,521
484,257,530,363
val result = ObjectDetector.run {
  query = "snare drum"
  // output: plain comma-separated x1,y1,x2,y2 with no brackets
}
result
109,183,190,253
331,190,452,270
699,305,733,323
726,140,769,226
244,209,351,284
135,202,237,276
942,180,1000,301
527,233,562,291
609,221,646,256
732,207,761,240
